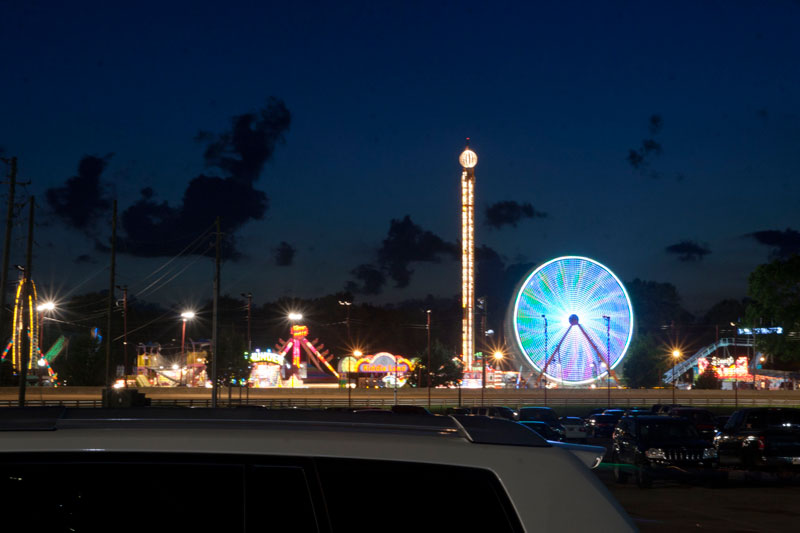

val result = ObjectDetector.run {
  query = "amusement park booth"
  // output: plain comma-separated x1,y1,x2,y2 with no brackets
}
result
337,352,414,388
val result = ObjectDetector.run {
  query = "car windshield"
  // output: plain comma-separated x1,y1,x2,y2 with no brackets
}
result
562,417,582,424
593,415,617,423
639,421,699,440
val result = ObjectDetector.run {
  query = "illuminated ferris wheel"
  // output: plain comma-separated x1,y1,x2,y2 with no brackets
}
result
512,256,634,385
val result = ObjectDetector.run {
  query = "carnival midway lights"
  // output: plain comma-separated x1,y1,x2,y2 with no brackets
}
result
511,256,634,386
460,142,478,373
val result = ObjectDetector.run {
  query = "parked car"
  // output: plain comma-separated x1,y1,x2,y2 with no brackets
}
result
470,406,518,420
714,408,800,471
445,407,471,415
0,407,635,531
560,416,589,442
518,406,556,423
612,415,719,488
714,415,730,431
668,408,717,441
586,413,622,438
520,420,565,441
390,404,432,415
651,403,682,414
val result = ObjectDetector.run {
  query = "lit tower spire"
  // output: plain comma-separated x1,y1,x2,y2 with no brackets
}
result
459,141,478,371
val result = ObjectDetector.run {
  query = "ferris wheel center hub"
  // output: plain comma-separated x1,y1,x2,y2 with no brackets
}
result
569,314,579,325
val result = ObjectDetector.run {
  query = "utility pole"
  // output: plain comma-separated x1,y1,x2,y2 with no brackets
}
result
211,217,221,408
0,157,18,346
18,197,34,406
116,285,128,387
427,309,431,409
104,200,117,388
241,293,252,352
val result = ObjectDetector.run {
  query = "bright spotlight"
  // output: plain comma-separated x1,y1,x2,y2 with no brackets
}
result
37,301,56,312
288,312,303,321
181,311,195,320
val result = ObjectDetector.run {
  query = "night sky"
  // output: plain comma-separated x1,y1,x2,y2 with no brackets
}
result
2,1,799,316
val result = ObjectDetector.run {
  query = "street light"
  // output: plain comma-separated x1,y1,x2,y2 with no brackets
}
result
36,301,56,373
672,350,681,404
180,311,195,386
288,312,303,321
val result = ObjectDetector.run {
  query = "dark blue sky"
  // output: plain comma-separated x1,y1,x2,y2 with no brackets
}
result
2,1,799,315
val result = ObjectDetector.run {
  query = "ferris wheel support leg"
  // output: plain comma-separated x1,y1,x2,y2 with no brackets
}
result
538,326,574,385
577,325,620,383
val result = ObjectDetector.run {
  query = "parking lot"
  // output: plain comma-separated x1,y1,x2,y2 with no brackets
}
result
589,437,800,532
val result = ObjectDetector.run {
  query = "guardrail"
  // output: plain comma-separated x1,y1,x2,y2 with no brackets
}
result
2,395,799,409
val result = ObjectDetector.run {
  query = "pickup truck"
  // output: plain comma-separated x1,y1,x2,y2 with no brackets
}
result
714,408,800,470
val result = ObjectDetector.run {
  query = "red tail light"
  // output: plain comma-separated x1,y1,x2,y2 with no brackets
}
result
758,436,766,451
697,424,715,430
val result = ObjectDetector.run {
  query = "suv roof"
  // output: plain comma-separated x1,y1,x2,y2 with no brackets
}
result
0,408,635,531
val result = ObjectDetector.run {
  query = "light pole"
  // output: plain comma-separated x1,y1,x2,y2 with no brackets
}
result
180,311,195,386
603,316,611,408
241,293,252,353
493,351,504,388
350,349,361,408
426,309,431,409
116,285,128,386
542,315,548,405
36,301,55,379
288,313,302,388
672,350,681,404
338,299,352,341
482,328,495,407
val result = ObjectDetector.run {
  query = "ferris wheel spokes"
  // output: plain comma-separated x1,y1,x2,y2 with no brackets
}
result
538,319,618,385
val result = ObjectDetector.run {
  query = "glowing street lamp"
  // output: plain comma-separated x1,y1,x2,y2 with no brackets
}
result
36,301,56,369
180,311,196,387
288,312,303,321
180,311,195,355
672,350,681,404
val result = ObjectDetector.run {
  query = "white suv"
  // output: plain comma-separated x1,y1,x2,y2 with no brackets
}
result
0,407,634,532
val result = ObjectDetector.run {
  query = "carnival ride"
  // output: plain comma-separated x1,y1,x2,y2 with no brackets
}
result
273,324,339,385
511,256,634,386
1,277,65,383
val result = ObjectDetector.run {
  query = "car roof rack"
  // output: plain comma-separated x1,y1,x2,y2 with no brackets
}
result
0,407,549,447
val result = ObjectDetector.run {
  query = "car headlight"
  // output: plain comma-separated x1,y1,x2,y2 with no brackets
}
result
645,448,666,459
703,448,718,459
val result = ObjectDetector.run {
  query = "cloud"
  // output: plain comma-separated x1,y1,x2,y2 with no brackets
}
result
627,114,664,177
485,201,547,230
74,254,98,264
346,215,458,293
748,228,800,259
45,154,113,231
664,240,711,262
119,98,291,258
649,114,663,135
273,241,296,266
345,264,386,295
377,215,458,288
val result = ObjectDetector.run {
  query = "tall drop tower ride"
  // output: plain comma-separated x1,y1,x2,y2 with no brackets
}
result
459,143,478,371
